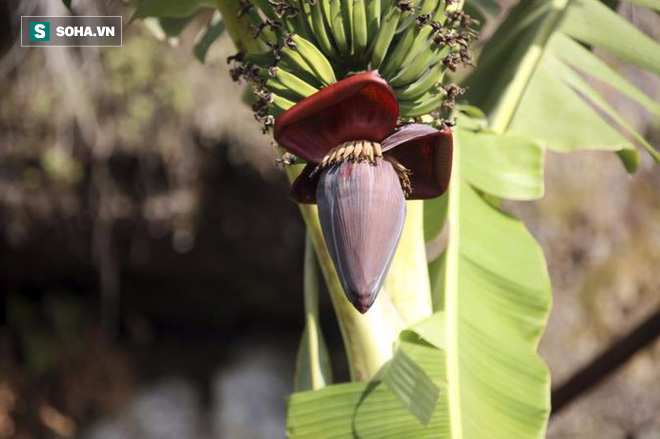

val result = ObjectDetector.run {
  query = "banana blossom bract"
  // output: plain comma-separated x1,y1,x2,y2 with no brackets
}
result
274,71,453,312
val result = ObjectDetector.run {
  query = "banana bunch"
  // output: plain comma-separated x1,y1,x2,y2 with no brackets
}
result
227,0,476,128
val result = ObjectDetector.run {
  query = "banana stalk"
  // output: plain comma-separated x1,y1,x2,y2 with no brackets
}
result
216,0,263,53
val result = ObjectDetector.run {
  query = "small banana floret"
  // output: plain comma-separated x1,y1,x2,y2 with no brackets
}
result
396,0,414,13
441,84,465,111
268,0,298,18
313,140,384,175
276,152,298,166
385,156,413,197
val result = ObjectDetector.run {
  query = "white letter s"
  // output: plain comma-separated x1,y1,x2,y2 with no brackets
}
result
35,24,45,39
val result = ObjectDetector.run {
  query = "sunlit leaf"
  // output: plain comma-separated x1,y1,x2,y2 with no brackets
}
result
551,33,660,117
287,336,449,438
459,129,544,200
562,0,660,75
423,194,448,243
382,340,441,426
465,0,660,169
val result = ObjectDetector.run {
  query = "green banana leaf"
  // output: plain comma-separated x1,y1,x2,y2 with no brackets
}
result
463,0,660,167
287,334,450,438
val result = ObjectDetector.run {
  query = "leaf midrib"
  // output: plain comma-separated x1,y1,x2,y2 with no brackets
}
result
489,0,573,135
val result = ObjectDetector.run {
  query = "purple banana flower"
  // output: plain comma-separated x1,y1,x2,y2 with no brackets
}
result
274,71,453,313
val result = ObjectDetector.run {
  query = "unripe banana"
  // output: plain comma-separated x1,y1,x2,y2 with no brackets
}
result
342,0,355,55
270,92,296,116
395,0,421,33
310,0,339,57
298,0,317,39
266,78,302,102
370,6,402,69
270,67,320,98
290,34,337,85
352,0,369,55
394,62,445,101
279,46,323,87
379,21,419,77
366,0,381,44
389,44,448,86
398,24,434,68
276,1,314,40
328,0,349,53
244,52,278,68
398,90,444,117
265,77,317,103
419,0,440,15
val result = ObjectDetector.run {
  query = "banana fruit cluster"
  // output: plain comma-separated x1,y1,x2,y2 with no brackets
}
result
227,0,476,129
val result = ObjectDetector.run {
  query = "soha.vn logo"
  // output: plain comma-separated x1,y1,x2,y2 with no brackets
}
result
30,22,50,41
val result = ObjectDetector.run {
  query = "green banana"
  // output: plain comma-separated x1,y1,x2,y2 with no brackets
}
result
244,52,278,68
388,44,448,87
379,20,419,77
352,0,369,56
380,0,394,14
342,0,355,55
270,67,320,98
319,0,338,51
394,62,444,101
277,2,314,40
397,24,434,68
395,0,421,33
390,3,449,76
270,92,296,116
366,0,381,44
369,6,402,69
266,78,316,102
310,0,339,57
419,0,440,15
398,90,444,117
329,0,349,54
298,0,317,40
265,79,300,102
290,34,337,85
279,46,323,87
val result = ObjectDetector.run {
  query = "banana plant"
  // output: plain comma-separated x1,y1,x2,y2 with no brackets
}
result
129,0,660,436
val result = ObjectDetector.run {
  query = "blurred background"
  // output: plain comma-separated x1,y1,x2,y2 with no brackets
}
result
0,1,659,438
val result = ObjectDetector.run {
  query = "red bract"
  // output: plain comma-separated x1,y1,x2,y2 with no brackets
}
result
274,71,453,313
274,71,398,164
